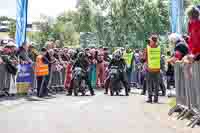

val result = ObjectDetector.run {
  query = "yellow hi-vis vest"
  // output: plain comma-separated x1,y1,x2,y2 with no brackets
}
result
35,55,49,76
147,45,161,70
123,52,133,68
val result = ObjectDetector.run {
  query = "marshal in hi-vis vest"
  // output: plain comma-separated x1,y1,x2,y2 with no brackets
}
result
147,45,161,71
35,55,49,76
123,52,133,68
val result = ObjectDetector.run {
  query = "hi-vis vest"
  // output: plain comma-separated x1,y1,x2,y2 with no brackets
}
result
35,55,49,76
123,52,133,68
147,45,161,71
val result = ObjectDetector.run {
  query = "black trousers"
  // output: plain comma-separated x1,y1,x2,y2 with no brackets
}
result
37,76,49,97
146,72,160,100
68,72,94,95
142,79,147,94
159,73,166,94
105,71,130,93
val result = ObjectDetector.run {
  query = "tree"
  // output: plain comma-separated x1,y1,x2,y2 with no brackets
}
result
8,19,16,39
191,0,200,5
87,0,170,48
79,0,96,32
29,15,54,48
0,16,11,22
30,0,171,48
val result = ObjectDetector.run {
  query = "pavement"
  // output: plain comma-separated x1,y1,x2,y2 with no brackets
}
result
0,90,200,133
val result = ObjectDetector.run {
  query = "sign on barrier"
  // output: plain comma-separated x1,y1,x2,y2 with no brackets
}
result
16,64,33,94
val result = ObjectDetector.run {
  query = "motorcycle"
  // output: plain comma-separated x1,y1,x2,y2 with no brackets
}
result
72,67,88,96
109,66,128,96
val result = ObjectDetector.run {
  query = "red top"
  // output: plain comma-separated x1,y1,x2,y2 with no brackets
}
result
188,19,200,55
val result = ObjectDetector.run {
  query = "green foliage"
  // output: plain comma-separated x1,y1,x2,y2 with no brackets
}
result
0,16,14,22
191,0,200,5
79,0,96,32
8,19,16,39
29,17,53,48
30,11,80,48
82,0,170,48
5,0,195,49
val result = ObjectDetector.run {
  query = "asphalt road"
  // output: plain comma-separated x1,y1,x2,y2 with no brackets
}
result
0,90,199,133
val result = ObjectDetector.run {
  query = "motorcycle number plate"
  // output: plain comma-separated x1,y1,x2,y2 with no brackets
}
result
111,75,114,78
111,69,117,73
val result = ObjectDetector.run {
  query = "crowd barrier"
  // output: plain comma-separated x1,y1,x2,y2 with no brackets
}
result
0,63,68,95
0,62,107,96
48,65,65,92
168,62,200,128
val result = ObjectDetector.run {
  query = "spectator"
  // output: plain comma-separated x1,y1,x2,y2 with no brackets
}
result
187,6,200,60
28,45,39,62
96,50,105,88
168,33,189,63
35,48,49,97
17,42,33,64
144,35,161,103
1,42,18,96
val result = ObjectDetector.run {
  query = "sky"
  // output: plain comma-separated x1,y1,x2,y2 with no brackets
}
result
0,0,77,21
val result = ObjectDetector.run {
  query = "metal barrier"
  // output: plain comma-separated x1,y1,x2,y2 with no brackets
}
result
0,64,9,96
48,65,65,93
0,63,68,96
169,62,200,128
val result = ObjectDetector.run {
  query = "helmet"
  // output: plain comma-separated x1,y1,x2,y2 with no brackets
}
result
113,49,122,61
68,49,76,59
77,52,85,60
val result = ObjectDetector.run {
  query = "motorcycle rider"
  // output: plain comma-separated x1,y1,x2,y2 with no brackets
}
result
104,49,130,96
67,51,95,96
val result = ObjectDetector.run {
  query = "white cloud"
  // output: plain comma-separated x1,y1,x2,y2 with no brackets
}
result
0,0,16,18
28,0,77,21
0,0,77,21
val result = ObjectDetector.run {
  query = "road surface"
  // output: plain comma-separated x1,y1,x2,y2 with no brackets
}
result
0,90,199,133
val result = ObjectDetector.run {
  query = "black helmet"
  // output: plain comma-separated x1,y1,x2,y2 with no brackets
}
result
68,49,76,59
113,49,122,61
77,52,85,60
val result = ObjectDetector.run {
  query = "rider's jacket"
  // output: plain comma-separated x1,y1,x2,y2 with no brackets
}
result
108,58,126,71
73,57,90,72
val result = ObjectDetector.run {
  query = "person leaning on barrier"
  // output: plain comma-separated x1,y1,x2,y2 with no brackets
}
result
143,35,161,103
35,48,50,97
1,42,19,96
17,42,33,64
28,44,39,62
167,33,189,64
187,6,200,61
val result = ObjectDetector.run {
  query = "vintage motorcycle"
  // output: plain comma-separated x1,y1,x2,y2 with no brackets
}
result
109,66,128,96
72,67,88,96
